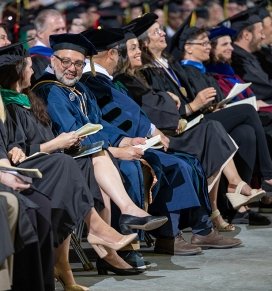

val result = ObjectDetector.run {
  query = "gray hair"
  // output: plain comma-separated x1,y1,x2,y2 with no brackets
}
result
34,9,64,33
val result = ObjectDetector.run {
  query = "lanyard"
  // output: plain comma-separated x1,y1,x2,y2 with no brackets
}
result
154,58,188,97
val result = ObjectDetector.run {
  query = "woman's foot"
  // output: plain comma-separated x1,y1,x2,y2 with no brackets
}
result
211,209,235,232
103,249,133,270
54,264,89,291
228,181,252,196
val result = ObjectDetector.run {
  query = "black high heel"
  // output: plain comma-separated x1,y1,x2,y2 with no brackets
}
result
119,214,168,234
96,258,143,276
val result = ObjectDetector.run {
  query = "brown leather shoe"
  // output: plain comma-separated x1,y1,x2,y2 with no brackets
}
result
191,229,242,249
154,233,202,256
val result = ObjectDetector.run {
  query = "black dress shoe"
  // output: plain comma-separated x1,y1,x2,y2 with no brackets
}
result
119,214,168,234
96,257,143,275
248,210,271,225
118,250,152,270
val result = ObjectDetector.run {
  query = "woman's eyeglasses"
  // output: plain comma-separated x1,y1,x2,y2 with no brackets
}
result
185,41,211,47
54,55,86,69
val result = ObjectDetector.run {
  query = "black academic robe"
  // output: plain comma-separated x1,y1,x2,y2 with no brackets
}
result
232,44,272,103
181,63,272,182
5,105,95,246
114,72,237,183
0,120,54,291
254,46,272,80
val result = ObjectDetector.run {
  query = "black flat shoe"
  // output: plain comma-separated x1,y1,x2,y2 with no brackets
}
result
96,258,143,275
118,250,152,270
119,214,168,234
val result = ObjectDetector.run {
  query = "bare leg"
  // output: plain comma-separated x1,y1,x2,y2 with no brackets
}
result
54,236,89,290
92,150,148,217
99,188,111,224
223,159,252,196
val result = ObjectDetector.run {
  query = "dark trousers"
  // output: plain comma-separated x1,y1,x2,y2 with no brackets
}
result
206,104,272,181
13,190,54,291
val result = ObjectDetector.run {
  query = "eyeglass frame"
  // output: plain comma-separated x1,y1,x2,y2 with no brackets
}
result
185,41,211,47
111,47,122,56
53,54,86,69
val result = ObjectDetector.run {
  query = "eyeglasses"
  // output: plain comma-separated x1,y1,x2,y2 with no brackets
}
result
185,41,211,47
150,27,164,36
54,55,86,69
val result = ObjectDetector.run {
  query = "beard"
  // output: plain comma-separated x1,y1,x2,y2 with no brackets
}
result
55,70,81,86
249,38,261,53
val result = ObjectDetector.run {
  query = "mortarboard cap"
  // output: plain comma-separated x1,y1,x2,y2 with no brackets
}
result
228,0,247,5
252,0,270,20
169,11,200,54
123,12,158,39
82,28,124,52
0,42,29,68
221,7,262,34
208,25,237,40
49,33,97,56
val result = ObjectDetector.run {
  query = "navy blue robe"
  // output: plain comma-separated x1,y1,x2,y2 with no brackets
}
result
33,73,145,209
81,71,212,237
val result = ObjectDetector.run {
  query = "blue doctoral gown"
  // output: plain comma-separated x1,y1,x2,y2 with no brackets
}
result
33,73,145,209
81,72,212,237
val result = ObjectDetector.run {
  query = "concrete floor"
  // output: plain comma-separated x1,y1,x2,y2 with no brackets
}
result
57,212,272,291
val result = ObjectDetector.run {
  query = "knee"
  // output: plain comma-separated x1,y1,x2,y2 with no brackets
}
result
232,125,256,147
0,192,19,224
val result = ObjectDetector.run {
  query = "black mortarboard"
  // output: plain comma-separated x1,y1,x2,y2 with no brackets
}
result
0,42,29,67
252,0,270,20
169,12,200,54
228,0,247,5
97,5,124,28
208,25,237,40
168,2,181,13
123,12,158,39
221,7,262,34
82,28,124,52
49,33,97,56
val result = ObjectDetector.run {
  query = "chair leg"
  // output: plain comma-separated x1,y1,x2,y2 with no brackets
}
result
70,233,94,271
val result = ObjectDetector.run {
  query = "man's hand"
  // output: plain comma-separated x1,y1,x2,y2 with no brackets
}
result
109,146,144,160
8,147,26,165
0,171,30,191
190,87,216,112
118,137,146,147
153,128,169,151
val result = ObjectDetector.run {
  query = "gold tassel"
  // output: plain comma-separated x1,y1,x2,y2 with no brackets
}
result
89,56,96,76
23,0,30,9
223,0,229,19
190,10,197,27
163,4,168,27
143,3,150,14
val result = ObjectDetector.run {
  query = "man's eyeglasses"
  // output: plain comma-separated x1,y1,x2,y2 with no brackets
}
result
185,41,211,47
54,55,86,69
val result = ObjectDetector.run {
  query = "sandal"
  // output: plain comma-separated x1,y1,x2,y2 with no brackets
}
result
226,181,266,209
210,209,235,232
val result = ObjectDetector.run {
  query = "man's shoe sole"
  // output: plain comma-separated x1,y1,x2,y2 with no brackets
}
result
192,241,242,249
154,247,202,256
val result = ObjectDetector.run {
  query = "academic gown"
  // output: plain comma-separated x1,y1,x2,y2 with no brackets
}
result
181,62,272,182
114,72,237,184
254,46,272,80
206,62,272,159
33,73,145,209
81,71,213,237
4,105,94,247
6,102,103,209
231,44,272,103
0,120,54,291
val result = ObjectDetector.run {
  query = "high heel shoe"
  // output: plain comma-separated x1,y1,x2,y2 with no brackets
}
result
119,214,168,234
54,267,90,291
226,181,266,209
87,233,138,258
96,257,143,276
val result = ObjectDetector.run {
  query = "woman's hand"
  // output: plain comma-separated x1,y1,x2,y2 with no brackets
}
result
55,132,80,149
8,147,26,165
153,128,169,151
167,91,181,109
190,87,217,112
0,171,30,191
